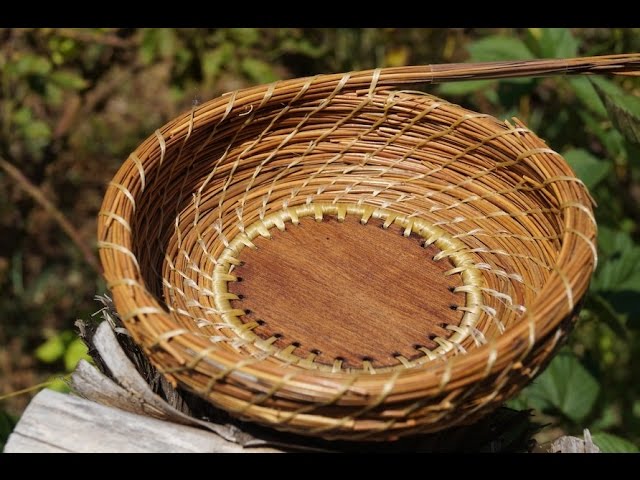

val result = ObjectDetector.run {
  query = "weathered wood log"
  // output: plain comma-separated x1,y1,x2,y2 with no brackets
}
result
3,389,279,453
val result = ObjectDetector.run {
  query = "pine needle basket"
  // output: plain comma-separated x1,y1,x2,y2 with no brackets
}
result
98,54,640,441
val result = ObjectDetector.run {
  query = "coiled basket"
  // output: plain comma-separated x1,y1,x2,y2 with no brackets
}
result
98,54,639,441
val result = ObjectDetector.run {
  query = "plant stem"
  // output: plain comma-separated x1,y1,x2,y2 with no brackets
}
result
0,156,101,274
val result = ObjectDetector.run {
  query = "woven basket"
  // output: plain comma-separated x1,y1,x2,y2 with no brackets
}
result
98,54,639,441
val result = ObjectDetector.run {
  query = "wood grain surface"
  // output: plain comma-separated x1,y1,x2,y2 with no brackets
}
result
229,215,464,369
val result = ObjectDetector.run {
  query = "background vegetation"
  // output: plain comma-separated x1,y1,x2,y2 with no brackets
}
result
1,28,639,452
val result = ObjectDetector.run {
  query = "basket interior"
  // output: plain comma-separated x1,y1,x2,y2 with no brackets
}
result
123,89,589,369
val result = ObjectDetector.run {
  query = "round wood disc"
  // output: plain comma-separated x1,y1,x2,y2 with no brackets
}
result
228,214,464,370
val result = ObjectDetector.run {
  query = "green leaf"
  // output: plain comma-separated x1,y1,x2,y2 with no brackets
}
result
240,58,278,84
519,351,600,423
438,79,495,97
229,28,259,47
586,294,628,339
537,28,578,58
0,410,18,452
568,77,606,117
571,76,628,120
34,330,76,364
592,245,640,292
562,148,611,189
578,111,625,161
139,29,158,65
592,432,639,453
156,28,177,59
468,36,535,62
280,38,326,59
591,78,640,145
597,226,635,258
45,376,70,394
45,82,64,106
12,54,51,76
201,43,234,81
63,338,90,372
50,70,89,90
12,106,33,126
590,75,628,98
35,335,66,363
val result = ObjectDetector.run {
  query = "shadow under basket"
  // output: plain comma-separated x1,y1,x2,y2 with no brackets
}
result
96,59,609,441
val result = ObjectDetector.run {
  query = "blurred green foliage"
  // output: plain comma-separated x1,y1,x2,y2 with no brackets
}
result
0,28,639,452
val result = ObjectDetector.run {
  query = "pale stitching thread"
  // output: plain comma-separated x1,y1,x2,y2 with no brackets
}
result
173,104,198,206
166,91,239,286
282,93,390,199
552,264,575,311
252,94,379,210
368,68,381,99
97,241,141,274
323,95,453,207
235,74,352,213
121,306,167,323
129,152,146,191
108,181,136,213
231,76,320,216
213,88,276,221
419,147,565,203
566,228,598,269
158,104,198,236
236,373,296,415
98,211,131,233
209,203,484,373
525,328,563,380
308,370,402,434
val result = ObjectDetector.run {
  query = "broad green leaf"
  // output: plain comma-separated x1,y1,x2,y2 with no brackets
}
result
597,226,635,258
591,78,640,145
50,70,89,90
468,36,535,62
519,351,599,423
592,432,639,453
438,79,495,97
562,148,611,189
592,244,640,292
537,28,578,58
241,58,278,84
63,338,90,372
35,335,66,363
